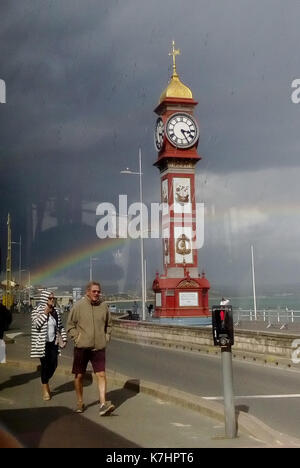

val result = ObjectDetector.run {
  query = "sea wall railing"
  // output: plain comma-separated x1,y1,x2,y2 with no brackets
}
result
233,309,300,328
114,307,300,329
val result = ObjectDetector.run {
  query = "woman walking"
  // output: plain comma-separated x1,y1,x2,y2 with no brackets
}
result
31,290,67,400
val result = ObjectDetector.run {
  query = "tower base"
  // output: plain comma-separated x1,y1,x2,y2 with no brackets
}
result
152,271,210,318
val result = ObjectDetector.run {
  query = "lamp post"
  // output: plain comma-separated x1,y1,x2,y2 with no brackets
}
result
121,147,146,321
21,269,31,306
251,245,257,321
89,257,99,281
12,235,21,311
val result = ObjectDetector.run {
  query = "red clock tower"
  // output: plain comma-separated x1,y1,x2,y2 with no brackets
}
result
152,41,210,318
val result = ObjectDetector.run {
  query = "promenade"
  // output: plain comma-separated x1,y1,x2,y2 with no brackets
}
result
1,313,300,448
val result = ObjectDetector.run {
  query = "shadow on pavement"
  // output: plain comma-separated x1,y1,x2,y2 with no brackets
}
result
83,379,140,412
235,405,250,437
0,368,40,392
0,407,140,448
236,405,250,414
52,373,93,396
107,379,140,410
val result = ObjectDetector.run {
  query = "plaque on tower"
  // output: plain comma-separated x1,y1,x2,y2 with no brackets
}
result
179,292,199,307
173,178,191,213
155,293,162,307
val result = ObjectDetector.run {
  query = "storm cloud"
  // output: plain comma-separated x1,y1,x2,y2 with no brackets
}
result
1,0,300,294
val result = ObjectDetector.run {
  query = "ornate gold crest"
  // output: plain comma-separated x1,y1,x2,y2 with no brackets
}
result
176,234,191,256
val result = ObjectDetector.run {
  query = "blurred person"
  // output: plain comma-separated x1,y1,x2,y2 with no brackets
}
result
65,298,73,313
0,303,12,364
67,281,114,416
30,290,67,400
132,301,138,315
147,303,154,316
54,297,62,314
0,303,12,338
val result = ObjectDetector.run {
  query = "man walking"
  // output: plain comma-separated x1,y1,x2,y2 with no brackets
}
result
67,281,114,415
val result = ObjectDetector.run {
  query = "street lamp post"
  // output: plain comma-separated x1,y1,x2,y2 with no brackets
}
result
89,257,99,281
121,148,146,321
28,270,31,304
144,258,147,307
20,269,31,306
12,235,21,311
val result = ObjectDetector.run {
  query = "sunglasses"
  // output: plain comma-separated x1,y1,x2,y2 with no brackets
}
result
91,290,100,294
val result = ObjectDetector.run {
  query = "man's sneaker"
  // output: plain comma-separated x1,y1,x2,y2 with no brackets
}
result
99,401,115,416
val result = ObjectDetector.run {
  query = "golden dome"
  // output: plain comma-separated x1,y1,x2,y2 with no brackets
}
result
159,40,193,104
159,71,193,103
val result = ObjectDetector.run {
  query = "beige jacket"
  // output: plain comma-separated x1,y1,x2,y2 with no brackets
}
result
67,296,112,350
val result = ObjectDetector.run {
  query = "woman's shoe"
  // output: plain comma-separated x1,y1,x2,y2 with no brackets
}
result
42,384,51,401
75,401,85,413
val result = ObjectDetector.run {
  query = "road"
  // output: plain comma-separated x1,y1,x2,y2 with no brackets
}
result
107,338,300,439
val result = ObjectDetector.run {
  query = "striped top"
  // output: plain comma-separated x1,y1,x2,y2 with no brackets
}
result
30,304,67,359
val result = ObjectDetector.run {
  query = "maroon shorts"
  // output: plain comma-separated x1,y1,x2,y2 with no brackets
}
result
72,347,106,374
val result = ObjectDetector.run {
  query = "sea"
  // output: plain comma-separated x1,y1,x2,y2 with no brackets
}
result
109,293,300,327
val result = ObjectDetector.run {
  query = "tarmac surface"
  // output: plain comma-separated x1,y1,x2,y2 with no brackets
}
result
1,313,300,449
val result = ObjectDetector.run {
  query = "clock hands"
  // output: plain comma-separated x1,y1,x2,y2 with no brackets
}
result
165,112,199,148
181,128,192,139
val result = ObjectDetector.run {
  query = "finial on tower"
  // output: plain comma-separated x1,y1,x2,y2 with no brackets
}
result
159,41,193,104
168,40,181,76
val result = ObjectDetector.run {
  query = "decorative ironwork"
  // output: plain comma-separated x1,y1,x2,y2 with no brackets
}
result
177,278,199,289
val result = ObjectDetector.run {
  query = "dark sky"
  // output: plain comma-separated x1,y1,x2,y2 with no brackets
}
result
1,0,300,294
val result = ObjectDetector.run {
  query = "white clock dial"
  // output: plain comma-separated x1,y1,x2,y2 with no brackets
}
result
166,112,199,148
154,117,165,152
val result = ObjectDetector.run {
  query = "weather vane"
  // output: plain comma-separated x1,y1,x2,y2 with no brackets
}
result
168,40,180,75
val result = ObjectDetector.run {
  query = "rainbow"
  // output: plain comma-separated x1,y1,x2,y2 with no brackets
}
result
31,237,129,285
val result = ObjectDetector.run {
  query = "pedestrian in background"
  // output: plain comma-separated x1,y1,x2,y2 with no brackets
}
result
30,290,67,401
67,281,114,416
132,301,138,316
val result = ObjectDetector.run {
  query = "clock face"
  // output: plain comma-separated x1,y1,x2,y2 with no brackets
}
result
154,117,165,152
166,112,199,148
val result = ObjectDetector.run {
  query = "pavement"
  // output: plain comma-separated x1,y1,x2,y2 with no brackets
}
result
1,313,300,449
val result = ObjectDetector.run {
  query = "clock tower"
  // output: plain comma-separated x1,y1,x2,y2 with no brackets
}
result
152,41,210,318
